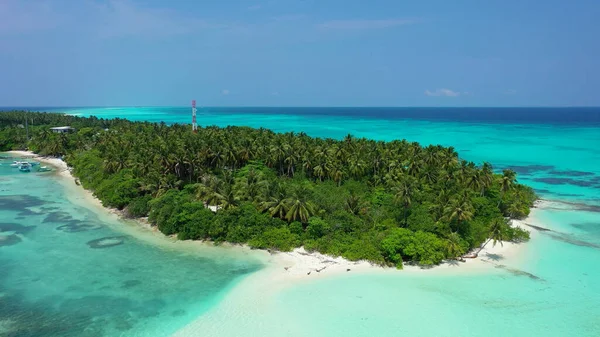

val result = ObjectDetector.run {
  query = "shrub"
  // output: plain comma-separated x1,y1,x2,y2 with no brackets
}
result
248,227,300,252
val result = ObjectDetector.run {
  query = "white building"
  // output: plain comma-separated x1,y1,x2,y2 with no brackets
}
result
50,126,76,134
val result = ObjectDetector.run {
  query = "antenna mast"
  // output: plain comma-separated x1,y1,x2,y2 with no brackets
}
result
191,100,197,133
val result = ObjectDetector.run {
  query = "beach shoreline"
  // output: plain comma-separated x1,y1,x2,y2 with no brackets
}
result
6,150,544,279
4,151,555,337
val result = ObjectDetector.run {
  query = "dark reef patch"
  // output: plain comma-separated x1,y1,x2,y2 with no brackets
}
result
495,264,542,281
570,223,600,237
56,223,102,233
504,165,554,175
523,223,553,232
533,188,583,198
546,232,600,249
121,280,142,289
0,234,22,247
0,195,45,210
43,212,75,224
533,177,597,188
548,170,595,177
534,188,552,194
549,200,600,213
87,236,126,249
0,222,35,235
17,209,42,217
171,309,186,317
0,291,167,336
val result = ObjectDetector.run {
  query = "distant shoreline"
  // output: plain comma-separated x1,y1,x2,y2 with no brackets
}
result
7,150,541,280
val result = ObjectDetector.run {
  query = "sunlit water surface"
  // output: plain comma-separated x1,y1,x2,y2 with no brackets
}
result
2,106,600,336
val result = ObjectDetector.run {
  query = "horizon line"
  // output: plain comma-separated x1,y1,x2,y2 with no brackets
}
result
2,105,600,109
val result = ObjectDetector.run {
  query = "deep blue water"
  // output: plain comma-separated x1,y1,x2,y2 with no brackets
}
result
2,107,600,125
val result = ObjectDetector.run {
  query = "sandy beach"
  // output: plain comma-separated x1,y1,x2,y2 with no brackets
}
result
5,151,570,337
7,150,540,281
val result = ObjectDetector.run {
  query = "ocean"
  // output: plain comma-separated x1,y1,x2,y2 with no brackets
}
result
1,106,599,336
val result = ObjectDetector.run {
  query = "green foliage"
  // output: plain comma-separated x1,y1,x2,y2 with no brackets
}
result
504,223,531,243
342,233,385,264
248,227,300,252
306,217,330,239
407,204,437,233
381,228,448,267
0,110,537,266
125,195,152,218
94,170,140,210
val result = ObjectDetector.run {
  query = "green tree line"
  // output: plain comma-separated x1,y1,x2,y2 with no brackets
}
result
0,111,534,267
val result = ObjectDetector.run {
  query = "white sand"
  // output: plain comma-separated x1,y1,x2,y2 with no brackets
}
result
7,150,542,277
7,150,548,336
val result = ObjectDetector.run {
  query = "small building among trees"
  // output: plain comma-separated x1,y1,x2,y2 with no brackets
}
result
50,126,76,134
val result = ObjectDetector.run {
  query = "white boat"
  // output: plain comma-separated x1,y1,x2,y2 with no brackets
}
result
10,161,23,168
19,163,31,172
37,166,52,172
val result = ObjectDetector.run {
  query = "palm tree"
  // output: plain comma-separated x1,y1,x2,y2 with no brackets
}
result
284,186,316,223
477,217,506,254
480,162,494,196
446,232,464,259
443,197,474,231
260,181,289,219
240,168,264,202
392,178,415,224
215,183,240,210
498,169,517,207
196,175,221,206
345,192,364,215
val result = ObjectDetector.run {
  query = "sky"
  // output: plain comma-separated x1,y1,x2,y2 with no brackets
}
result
0,0,599,107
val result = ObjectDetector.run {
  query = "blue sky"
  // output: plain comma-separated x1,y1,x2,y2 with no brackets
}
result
0,0,598,107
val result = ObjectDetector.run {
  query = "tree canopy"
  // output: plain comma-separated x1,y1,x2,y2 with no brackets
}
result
0,110,534,267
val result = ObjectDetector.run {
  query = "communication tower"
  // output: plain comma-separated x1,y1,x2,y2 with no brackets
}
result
191,100,197,133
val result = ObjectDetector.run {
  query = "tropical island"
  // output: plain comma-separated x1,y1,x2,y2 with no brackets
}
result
0,110,534,268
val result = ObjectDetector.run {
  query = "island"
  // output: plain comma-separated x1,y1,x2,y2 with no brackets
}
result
0,110,534,268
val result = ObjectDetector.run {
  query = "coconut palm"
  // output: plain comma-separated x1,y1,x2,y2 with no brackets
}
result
498,169,517,207
443,197,474,231
392,178,416,224
446,232,464,259
284,186,317,223
477,217,507,254
260,181,289,219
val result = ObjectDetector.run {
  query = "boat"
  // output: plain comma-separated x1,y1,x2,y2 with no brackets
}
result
37,166,52,172
10,161,22,168
19,163,31,172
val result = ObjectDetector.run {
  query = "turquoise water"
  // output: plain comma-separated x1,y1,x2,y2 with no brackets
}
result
47,106,600,203
269,203,600,337
0,158,262,336
3,107,600,336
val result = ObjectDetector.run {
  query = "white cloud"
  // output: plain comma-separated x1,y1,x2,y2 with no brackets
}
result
425,88,461,97
316,19,416,30
222,89,230,95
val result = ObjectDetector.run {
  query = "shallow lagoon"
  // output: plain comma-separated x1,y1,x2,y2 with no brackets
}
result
0,159,262,337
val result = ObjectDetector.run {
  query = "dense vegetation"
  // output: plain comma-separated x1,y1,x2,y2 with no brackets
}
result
0,111,534,268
